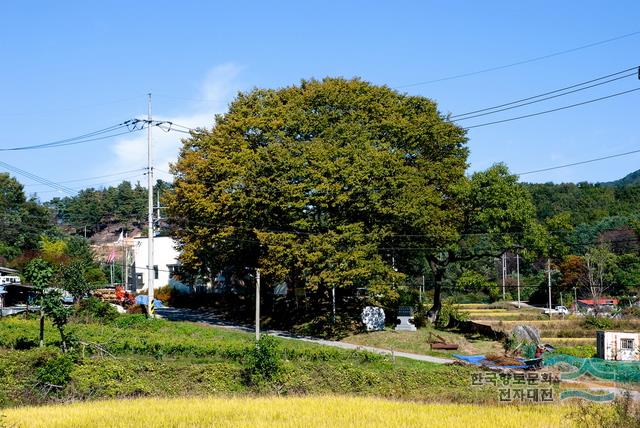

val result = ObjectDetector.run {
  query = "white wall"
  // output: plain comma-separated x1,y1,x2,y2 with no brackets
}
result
133,236,182,291
597,331,640,361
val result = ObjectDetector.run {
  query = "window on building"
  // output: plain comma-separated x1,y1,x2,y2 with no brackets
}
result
621,338,635,350
153,265,158,280
167,264,182,279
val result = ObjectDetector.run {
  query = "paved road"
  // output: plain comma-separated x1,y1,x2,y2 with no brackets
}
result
156,307,454,364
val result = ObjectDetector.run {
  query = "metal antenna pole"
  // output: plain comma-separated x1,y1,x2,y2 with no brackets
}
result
147,93,155,317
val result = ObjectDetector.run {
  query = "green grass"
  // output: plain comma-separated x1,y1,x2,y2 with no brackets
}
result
0,315,496,408
341,326,503,357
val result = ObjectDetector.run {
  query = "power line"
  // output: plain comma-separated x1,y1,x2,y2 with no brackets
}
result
517,148,640,176
463,87,640,130
395,30,640,88
451,68,637,120
21,168,147,188
0,160,76,196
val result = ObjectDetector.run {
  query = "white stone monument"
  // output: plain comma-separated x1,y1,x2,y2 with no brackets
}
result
395,306,417,332
361,306,385,331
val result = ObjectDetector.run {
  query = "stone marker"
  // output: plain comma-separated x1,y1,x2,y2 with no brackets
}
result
395,306,417,332
361,306,385,331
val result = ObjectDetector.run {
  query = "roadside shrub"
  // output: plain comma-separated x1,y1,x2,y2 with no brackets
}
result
73,297,120,323
243,335,282,385
436,300,469,329
571,391,640,427
554,345,597,358
35,354,73,388
14,336,38,350
154,285,172,304
584,316,613,330
621,306,640,318
127,305,147,315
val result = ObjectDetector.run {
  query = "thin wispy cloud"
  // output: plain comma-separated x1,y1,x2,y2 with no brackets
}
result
107,63,244,183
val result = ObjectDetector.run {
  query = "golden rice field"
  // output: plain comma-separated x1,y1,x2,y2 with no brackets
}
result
2,396,576,428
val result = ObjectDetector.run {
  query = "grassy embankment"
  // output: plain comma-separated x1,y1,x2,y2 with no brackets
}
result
341,325,503,357
1,395,575,428
0,314,495,408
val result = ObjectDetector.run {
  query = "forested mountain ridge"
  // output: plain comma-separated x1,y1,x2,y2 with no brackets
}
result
524,178,640,226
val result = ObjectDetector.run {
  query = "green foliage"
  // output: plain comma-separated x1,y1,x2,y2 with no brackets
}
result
583,316,613,330
0,173,54,259
73,298,120,323
47,180,170,236
34,354,73,387
22,258,54,291
168,77,467,308
243,335,283,385
435,300,469,328
58,261,92,301
41,290,71,351
554,345,597,358
571,392,640,428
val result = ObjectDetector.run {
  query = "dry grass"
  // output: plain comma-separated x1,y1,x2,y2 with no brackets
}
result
341,328,504,356
2,396,575,428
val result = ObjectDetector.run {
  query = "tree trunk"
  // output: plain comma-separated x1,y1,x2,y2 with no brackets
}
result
426,262,445,323
39,310,45,347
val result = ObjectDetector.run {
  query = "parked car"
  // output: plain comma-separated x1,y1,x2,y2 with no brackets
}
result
543,305,569,315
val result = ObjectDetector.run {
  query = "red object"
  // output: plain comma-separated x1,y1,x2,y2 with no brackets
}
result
577,298,619,306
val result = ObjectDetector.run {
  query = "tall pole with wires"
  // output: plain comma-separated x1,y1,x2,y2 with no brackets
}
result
147,93,155,318
516,250,521,309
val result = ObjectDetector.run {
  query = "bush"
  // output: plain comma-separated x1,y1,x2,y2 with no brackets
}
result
73,297,120,323
14,336,38,350
436,300,469,329
35,354,73,388
584,316,613,330
554,345,597,358
243,335,282,385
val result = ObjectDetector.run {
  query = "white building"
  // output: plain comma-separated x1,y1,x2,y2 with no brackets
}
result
133,236,185,291
596,331,640,361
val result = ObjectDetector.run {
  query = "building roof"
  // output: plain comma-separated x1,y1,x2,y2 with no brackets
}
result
0,266,18,275
577,298,619,306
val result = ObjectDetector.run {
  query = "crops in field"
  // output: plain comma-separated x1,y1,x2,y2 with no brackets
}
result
1,395,575,428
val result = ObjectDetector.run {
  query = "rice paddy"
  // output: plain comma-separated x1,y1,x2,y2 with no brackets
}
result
1,396,576,428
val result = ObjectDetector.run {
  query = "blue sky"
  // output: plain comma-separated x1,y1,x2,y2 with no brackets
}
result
1,1,639,200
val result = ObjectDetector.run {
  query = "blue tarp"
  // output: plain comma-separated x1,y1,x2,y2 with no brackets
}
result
134,295,165,308
453,354,529,369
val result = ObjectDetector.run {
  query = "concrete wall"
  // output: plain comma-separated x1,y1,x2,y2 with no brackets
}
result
597,331,640,361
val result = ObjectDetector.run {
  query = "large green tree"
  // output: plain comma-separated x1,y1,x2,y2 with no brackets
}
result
416,164,543,321
0,173,54,260
168,78,468,311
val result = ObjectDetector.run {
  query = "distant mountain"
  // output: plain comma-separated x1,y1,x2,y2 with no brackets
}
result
601,169,640,187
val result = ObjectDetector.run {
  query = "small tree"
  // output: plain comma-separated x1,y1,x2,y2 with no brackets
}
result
583,246,616,314
22,258,54,346
41,289,71,352
58,260,92,302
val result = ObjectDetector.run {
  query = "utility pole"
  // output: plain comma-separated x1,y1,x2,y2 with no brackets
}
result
332,285,336,324
547,258,552,319
147,93,155,318
420,275,425,304
255,268,261,341
501,253,507,300
516,250,521,309
573,287,578,314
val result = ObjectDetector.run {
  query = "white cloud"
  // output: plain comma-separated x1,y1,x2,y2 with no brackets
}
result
107,63,244,184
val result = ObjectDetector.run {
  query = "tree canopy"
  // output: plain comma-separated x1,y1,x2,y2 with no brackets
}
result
168,77,468,308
